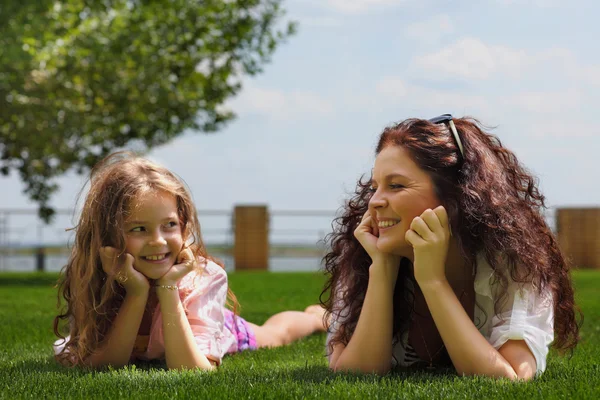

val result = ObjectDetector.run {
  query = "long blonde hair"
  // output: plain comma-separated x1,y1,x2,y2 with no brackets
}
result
53,151,238,367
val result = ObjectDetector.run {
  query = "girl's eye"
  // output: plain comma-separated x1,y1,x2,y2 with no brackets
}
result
131,226,145,232
166,221,178,228
368,187,377,193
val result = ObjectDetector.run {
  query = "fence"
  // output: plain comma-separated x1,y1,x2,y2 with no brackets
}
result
1,206,598,272
556,208,600,269
0,206,336,272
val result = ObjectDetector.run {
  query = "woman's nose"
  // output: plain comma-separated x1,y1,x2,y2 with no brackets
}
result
369,190,387,209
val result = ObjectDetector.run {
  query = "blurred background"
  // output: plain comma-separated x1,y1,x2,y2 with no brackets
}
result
1,0,599,273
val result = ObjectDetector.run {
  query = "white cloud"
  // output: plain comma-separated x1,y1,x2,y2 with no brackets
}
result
504,89,582,114
404,14,454,44
411,39,600,87
535,48,600,87
375,76,408,97
227,83,335,121
526,120,594,138
297,16,342,28
408,87,492,117
494,0,562,6
323,0,409,14
290,91,336,117
374,76,492,115
580,65,600,86
412,37,529,80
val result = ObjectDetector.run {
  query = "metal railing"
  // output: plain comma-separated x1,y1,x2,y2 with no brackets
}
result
0,207,337,272
0,207,561,272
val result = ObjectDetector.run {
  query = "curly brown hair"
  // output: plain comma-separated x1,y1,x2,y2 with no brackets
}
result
321,116,581,357
53,151,238,367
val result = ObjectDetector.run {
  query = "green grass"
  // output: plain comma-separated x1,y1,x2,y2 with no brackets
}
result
0,270,599,399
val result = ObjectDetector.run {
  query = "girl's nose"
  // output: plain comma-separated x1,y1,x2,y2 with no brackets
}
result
149,231,167,246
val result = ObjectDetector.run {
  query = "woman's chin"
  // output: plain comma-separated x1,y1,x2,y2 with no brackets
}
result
376,238,410,258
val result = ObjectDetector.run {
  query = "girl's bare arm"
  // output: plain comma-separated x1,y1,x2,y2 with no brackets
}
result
156,287,215,370
87,249,150,368
86,290,148,367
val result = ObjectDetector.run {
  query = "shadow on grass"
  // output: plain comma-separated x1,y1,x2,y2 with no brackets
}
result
7,353,456,387
0,273,60,287
5,356,168,377
6,357,90,377
266,364,456,385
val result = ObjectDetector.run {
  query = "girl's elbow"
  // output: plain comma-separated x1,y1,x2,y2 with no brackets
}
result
204,363,217,372
85,356,129,370
370,365,391,376
167,361,216,371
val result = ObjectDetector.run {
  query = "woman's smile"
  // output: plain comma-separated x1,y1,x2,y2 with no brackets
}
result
377,219,401,231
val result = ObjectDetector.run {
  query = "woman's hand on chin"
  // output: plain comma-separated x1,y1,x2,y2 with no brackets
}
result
354,210,400,266
405,206,451,285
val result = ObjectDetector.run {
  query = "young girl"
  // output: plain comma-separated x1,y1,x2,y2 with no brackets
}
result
53,151,326,370
321,114,581,380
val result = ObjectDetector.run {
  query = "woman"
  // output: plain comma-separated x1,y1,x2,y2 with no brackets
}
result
321,114,581,380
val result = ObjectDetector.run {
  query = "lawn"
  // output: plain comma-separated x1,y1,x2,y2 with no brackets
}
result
0,270,598,399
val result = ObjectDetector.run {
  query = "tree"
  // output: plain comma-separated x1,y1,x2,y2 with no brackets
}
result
0,0,295,221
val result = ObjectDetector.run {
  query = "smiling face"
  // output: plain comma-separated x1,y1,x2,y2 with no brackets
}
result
369,145,441,258
123,190,184,280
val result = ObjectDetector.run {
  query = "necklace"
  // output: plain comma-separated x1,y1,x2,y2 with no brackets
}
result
414,315,445,370
413,289,468,370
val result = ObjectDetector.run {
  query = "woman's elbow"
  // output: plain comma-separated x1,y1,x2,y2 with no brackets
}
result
455,366,526,381
514,367,535,381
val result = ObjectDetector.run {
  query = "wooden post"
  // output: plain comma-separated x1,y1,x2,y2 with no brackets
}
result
556,208,600,269
36,247,46,272
234,205,269,270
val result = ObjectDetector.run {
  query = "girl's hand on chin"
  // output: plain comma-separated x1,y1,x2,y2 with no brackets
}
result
156,247,196,287
100,246,150,295
405,206,451,285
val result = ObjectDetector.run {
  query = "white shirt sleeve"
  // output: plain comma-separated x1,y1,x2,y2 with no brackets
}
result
53,337,68,355
179,261,236,365
487,281,554,375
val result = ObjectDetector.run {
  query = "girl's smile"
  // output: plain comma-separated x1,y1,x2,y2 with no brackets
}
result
140,253,171,262
124,190,184,280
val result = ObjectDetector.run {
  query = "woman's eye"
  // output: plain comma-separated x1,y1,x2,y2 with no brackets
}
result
368,187,377,193
390,184,405,190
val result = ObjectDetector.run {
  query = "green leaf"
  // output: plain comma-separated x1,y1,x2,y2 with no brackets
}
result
0,0,296,222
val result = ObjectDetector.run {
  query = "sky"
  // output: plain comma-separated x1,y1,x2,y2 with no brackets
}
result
2,0,599,245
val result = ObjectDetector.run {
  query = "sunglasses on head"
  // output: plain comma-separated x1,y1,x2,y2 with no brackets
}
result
428,114,465,158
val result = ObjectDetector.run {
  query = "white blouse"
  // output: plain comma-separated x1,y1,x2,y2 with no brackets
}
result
326,254,555,375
